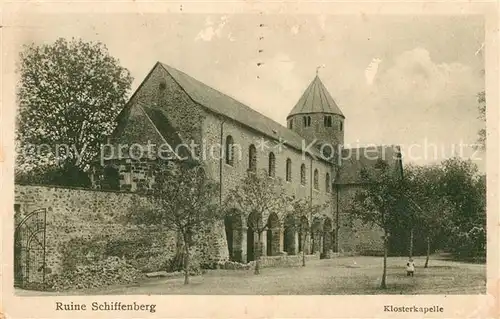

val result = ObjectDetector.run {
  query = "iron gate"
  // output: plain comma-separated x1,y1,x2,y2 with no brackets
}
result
14,208,47,288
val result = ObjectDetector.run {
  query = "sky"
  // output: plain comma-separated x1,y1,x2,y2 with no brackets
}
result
11,12,486,170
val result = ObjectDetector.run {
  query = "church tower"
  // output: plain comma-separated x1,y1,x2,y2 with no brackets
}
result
286,74,345,156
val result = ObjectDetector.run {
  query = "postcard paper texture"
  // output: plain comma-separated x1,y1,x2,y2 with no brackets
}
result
1,1,498,318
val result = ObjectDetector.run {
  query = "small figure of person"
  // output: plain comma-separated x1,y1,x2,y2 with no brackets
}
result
406,258,415,277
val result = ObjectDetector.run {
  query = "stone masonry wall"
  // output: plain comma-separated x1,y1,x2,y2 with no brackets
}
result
336,184,384,254
202,111,338,261
14,185,228,278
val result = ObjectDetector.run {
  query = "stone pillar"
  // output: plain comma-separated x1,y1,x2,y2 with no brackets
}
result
293,231,299,255
271,227,280,255
319,233,323,254
260,231,267,257
305,233,311,255
279,227,285,253
232,228,241,263
241,227,248,263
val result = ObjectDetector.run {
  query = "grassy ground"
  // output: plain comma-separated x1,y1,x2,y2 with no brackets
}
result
16,256,486,295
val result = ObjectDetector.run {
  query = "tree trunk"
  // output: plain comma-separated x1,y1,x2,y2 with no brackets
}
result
381,231,388,289
409,228,414,259
254,232,261,275
424,236,430,268
183,238,190,285
301,232,307,267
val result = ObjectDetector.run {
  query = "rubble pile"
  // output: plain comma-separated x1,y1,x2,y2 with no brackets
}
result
47,256,143,291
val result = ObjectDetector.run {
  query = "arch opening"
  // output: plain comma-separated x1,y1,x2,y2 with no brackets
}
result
283,214,296,255
311,217,322,253
298,216,309,254
246,211,262,262
266,212,280,256
224,210,244,262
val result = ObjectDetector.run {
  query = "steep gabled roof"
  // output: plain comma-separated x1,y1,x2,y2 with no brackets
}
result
287,75,344,119
160,63,328,161
105,103,189,161
337,145,403,185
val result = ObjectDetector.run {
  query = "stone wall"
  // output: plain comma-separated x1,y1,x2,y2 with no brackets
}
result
202,111,335,220
258,253,321,268
336,184,384,254
287,113,344,148
14,185,228,281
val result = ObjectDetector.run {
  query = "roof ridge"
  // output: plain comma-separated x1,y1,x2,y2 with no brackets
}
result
159,62,325,158
160,63,284,125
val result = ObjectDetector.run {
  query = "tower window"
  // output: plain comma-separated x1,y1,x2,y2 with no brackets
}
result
225,135,234,166
248,144,257,172
268,152,276,177
286,158,292,182
288,119,293,129
300,164,306,185
340,121,343,131
303,116,311,127
324,116,332,127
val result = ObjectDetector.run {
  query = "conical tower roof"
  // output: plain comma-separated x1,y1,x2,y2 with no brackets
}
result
287,75,344,119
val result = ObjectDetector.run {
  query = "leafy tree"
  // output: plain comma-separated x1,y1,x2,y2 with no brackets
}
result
16,37,133,185
348,159,405,289
14,162,91,187
288,196,323,267
225,170,288,274
128,161,222,284
403,164,452,267
439,158,486,259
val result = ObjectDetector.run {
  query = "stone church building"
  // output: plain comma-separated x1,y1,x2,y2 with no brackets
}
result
92,62,403,263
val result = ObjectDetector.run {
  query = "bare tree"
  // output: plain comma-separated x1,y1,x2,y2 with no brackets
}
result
348,160,405,289
289,196,323,267
225,169,288,274
128,161,222,284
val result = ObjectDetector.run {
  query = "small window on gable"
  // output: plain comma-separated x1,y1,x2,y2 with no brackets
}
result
159,80,167,91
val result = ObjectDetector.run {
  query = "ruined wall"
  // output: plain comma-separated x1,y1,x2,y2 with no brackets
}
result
130,63,204,146
14,185,228,278
336,184,384,254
